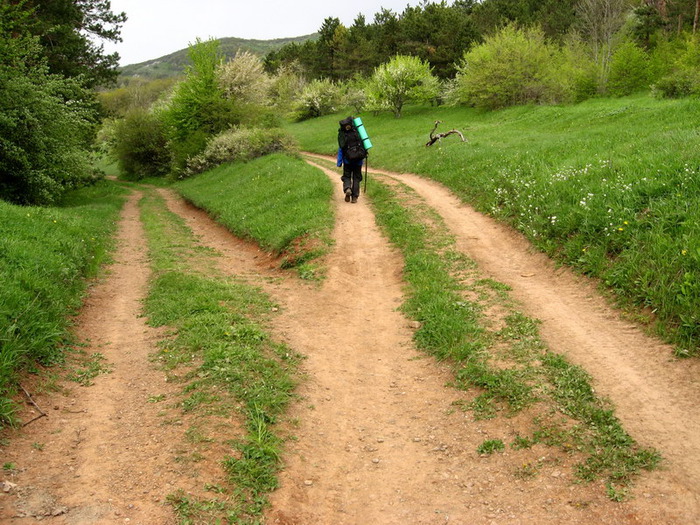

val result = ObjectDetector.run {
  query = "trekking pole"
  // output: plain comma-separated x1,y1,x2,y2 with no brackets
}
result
363,155,368,194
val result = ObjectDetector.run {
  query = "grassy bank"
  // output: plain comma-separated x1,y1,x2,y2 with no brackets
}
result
289,95,700,355
0,182,128,425
174,153,334,278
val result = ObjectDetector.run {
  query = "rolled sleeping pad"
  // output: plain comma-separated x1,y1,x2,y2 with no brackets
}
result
353,117,372,148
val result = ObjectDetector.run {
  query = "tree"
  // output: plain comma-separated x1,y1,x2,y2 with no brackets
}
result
576,0,635,83
0,2,99,205
159,39,238,173
217,51,272,106
452,25,573,109
21,0,126,88
366,55,440,118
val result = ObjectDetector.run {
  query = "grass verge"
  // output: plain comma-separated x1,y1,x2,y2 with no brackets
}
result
0,181,128,426
139,190,302,523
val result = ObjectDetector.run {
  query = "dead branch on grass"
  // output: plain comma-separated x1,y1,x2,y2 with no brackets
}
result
425,120,467,147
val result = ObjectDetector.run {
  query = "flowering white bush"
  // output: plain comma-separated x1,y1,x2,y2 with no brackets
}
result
293,79,341,121
217,51,272,106
183,126,297,177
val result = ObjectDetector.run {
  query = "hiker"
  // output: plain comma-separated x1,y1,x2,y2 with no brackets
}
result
337,116,365,204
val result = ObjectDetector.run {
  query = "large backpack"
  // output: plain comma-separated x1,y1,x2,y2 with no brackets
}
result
339,116,367,161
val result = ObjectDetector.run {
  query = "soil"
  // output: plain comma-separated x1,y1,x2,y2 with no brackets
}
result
2,158,699,524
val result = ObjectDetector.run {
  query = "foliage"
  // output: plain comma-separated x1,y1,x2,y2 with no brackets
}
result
652,34,700,98
97,77,179,117
112,109,170,180
452,25,574,109
217,50,272,106
0,7,100,205
293,78,343,121
268,61,308,119
183,127,298,177
159,38,239,173
607,41,651,96
20,0,126,88
0,182,127,426
366,55,440,118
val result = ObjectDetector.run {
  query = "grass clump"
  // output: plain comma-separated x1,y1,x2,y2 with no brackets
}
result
139,191,302,523
0,181,127,426
175,153,334,278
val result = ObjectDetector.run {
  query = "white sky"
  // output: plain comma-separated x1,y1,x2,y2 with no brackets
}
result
102,0,424,66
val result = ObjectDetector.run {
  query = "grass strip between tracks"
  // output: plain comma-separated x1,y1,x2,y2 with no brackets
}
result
364,171,661,500
139,189,302,523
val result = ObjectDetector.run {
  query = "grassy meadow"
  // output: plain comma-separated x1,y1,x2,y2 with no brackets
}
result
288,95,700,355
0,182,128,424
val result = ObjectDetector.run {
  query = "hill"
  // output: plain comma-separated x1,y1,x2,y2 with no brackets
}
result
118,34,317,81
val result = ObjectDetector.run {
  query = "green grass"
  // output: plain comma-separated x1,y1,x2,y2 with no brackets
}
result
0,181,128,426
365,174,659,495
174,153,334,277
289,95,700,355
139,190,302,523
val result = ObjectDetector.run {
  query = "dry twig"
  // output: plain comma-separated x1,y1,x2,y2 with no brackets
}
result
20,384,47,427
425,120,466,147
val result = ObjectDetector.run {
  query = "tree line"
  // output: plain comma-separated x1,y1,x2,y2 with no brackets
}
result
264,0,700,81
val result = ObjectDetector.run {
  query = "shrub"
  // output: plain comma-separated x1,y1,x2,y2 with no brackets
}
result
651,35,700,99
652,69,700,98
293,79,342,121
607,42,651,96
366,55,440,118
217,51,272,106
112,109,170,180
159,38,240,173
453,25,574,109
183,127,297,177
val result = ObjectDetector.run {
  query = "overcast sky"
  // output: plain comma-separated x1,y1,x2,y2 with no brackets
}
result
103,0,423,66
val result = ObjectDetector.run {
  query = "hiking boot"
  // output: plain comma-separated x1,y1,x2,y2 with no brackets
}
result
351,196,358,203
344,188,351,202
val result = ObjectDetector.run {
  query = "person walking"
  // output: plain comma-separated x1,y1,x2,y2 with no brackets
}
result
337,116,365,204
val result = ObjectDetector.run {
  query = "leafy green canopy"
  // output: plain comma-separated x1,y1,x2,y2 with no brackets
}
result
0,4,99,205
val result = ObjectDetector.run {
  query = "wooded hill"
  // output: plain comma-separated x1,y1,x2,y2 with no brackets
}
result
117,34,317,81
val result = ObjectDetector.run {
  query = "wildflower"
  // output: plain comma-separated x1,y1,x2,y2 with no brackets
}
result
682,250,688,256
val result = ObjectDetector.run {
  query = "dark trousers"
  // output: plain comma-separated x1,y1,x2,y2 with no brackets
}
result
341,163,363,198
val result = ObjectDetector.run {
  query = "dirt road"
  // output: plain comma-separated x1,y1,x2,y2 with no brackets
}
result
1,159,699,524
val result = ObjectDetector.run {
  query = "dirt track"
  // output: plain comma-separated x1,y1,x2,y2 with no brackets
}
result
1,159,699,524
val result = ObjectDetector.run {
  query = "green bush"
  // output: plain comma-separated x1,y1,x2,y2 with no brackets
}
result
607,42,651,96
652,69,700,98
159,39,240,173
452,25,574,109
293,79,342,122
113,109,170,180
366,55,440,118
0,28,98,205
